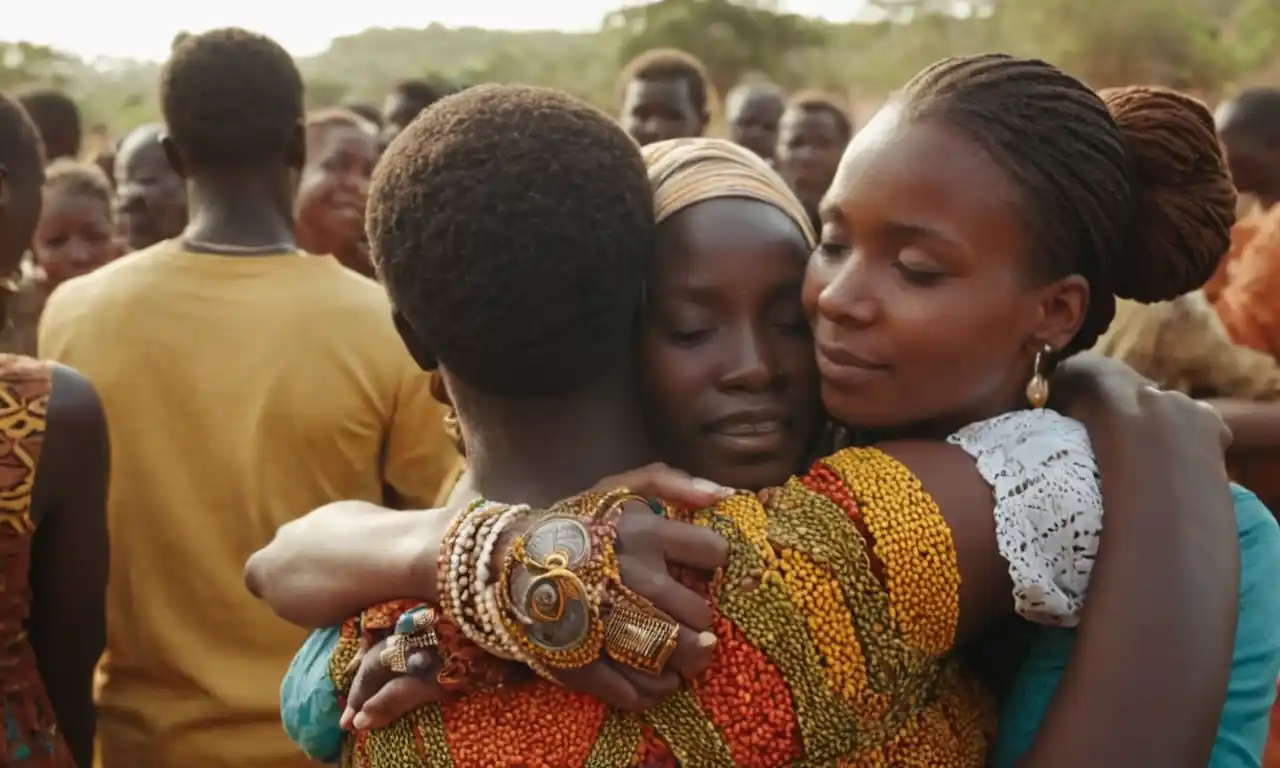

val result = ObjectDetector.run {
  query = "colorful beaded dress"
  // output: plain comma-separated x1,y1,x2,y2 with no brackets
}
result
331,447,995,767
0,356,72,766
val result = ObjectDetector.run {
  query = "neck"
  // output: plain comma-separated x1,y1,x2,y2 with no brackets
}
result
183,171,296,251
457,368,655,507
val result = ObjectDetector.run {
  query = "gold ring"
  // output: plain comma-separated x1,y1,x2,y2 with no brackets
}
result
603,596,681,676
379,632,439,675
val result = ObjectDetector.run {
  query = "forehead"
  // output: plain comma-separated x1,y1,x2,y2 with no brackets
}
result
623,78,695,111
118,134,167,172
40,188,108,219
825,106,1023,240
731,92,783,119
781,108,840,136
655,198,808,278
309,123,376,156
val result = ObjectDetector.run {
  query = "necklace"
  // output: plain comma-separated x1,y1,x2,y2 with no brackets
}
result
183,237,297,255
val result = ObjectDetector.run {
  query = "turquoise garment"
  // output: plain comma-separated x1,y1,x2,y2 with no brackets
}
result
281,486,1280,766
993,485,1280,768
281,626,343,764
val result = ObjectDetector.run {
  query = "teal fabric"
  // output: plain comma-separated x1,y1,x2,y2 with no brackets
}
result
280,626,343,764
992,485,1280,768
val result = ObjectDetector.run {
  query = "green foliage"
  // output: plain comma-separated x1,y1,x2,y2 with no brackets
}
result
2,0,1277,137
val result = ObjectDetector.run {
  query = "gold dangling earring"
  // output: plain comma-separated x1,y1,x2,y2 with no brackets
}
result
1025,343,1053,408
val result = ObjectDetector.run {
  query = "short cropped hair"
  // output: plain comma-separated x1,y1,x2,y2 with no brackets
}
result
15,88,81,160
367,85,655,396
160,28,304,169
618,49,713,116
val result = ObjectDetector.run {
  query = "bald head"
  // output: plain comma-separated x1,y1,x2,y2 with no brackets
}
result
1217,89,1280,201
725,82,785,162
115,123,188,251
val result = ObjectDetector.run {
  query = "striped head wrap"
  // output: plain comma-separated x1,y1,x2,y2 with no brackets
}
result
642,137,817,247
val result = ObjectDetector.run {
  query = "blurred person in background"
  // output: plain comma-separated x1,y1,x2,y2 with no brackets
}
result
775,90,852,231
16,88,82,163
617,48,711,146
0,159,118,356
38,28,457,767
725,79,785,163
295,108,379,277
113,124,188,254
0,89,109,768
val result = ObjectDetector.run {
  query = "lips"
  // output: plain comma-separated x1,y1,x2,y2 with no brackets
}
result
815,341,890,389
704,409,790,455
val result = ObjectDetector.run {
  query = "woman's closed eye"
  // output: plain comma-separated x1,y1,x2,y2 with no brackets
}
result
665,327,714,346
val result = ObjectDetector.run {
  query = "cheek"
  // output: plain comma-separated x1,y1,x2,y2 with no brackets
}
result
883,285,1033,405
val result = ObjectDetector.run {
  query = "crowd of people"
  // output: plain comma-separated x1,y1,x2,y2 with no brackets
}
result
1,22,1280,768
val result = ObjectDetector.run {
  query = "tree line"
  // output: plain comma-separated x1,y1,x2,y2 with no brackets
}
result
2,0,1277,137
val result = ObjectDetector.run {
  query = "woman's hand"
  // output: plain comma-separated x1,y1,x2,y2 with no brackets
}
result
549,499,728,711
343,464,734,728
589,462,734,508
1052,352,1231,454
342,638,446,731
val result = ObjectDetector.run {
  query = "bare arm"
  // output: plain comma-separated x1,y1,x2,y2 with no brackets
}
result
244,502,445,628
1017,356,1238,767
28,365,110,768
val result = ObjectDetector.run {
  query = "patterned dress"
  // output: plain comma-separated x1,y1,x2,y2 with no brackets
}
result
0,355,72,766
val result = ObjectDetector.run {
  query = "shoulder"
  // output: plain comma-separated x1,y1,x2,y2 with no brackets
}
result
948,408,1095,476
950,410,1101,628
43,241,174,317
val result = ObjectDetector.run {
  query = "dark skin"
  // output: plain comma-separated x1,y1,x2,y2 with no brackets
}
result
777,105,848,228
32,188,118,290
162,123,304,254
380,94,429,150
0,158,111,768
248,140,1233,764
619,78,707,147
115,124,188,253
807,103,1234,765
726,86,785,163
295,123,378,277
1216,101,1280,209
638,198,819,490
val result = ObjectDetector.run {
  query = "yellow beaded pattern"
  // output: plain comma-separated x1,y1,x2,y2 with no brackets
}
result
332,448,991,767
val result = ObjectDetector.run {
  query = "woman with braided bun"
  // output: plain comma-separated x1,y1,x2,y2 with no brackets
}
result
250,57,1272,767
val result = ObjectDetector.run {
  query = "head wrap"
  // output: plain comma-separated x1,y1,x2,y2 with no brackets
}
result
642,137,816,247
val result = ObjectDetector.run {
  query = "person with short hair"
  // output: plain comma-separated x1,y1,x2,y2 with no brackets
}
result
617,48,712,146
775,90,853,229
16,88,81,162
38,28,457,767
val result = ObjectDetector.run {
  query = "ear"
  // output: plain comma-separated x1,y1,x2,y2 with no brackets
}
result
160,135,187,179
391,308,438,372
1029,273,1090,354
286,122,306,171
697,110,710,136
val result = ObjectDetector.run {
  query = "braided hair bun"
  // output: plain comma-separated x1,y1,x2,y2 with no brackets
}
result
1101,86,1236,303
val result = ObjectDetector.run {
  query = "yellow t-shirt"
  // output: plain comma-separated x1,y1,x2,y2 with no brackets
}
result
39,241,457,768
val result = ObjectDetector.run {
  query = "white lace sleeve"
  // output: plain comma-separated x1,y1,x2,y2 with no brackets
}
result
947,409,1102,627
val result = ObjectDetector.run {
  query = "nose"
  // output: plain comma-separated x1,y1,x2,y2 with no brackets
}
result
719,323,777,393
65,239,94,267
816,251,879,329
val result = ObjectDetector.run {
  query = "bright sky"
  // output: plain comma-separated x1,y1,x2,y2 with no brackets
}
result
7,1,870,63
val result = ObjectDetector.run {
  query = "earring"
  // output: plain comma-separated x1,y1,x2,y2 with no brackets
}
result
1025,343,1053,408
